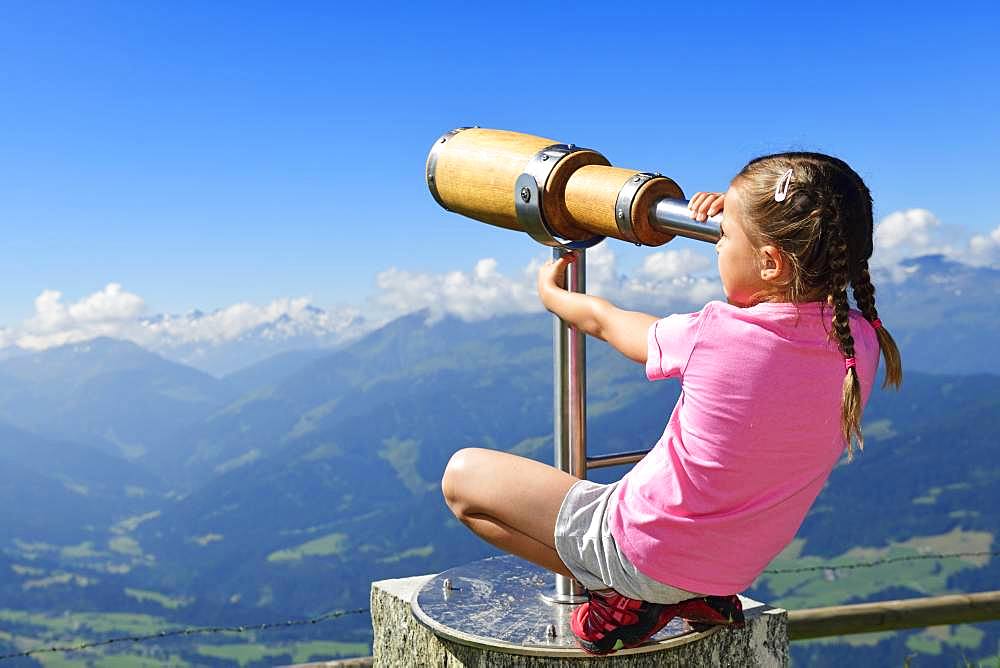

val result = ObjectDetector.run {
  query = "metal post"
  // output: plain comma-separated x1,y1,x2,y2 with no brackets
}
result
550,247,588,603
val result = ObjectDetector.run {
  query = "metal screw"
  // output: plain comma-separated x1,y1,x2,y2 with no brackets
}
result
633,176,641,183
541,154,549,161
545,624,557,639
617,209,624,219
520,187,532,203
439,137,447,143
428,174,434,181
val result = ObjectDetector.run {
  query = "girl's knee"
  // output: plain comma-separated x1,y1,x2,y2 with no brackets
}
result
441,447,478,511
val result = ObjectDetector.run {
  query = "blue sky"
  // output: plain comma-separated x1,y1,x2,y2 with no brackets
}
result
1,2,997,331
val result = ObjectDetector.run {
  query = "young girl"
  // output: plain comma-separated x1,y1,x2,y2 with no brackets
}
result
441,151,902,655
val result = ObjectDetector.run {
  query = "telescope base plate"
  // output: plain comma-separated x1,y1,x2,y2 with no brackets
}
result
411,554,760,657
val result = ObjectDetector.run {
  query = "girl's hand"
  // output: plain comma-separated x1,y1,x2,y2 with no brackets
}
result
687,191,726,222
537,253,576,302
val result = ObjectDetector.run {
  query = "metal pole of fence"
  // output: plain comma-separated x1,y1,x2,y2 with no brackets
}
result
551,247,588,603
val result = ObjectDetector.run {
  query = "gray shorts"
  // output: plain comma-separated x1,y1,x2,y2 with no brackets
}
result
554,478,703,604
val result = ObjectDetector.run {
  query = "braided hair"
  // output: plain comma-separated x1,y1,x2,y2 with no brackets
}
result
733,152,903,459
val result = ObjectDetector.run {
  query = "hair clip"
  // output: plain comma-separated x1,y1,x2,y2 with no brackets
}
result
844,357,857,371
774,168,793,202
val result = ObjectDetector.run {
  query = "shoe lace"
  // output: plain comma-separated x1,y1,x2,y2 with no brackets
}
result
585,592,640,634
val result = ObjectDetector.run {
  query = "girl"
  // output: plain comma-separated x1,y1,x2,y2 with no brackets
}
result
441,152,902,655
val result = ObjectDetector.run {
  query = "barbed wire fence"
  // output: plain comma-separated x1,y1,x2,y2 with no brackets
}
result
762,549,1000,575
0,608,369,661
2,549,999,662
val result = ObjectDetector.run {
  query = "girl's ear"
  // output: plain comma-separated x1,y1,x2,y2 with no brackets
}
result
758,245,788,283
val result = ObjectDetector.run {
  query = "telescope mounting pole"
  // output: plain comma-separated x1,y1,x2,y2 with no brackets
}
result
550,247,589,604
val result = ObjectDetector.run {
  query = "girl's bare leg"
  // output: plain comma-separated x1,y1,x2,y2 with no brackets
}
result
442,447,579,577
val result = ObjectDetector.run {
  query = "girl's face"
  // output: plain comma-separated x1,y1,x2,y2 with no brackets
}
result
716,185,770,307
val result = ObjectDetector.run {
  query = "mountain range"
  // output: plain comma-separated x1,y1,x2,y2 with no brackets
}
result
2,254,998,380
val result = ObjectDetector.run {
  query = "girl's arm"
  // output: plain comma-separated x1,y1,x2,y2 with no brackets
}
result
537,254,658,364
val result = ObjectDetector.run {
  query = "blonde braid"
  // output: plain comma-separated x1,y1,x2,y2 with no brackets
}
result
827,199,863,458
852,261,902,388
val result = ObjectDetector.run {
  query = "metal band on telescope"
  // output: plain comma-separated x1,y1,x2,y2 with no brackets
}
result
614,171,659,245
514,144,605,250
426,126,474,211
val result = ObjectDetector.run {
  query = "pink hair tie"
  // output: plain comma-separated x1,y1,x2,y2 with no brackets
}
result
845,357,857,371
871,318,883,330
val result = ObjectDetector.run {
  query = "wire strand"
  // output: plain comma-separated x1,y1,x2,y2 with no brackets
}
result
0,607,368,661
763,550,1000,574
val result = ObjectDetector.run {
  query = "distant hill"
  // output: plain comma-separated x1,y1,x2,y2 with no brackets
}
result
141,310,561,489
875,255,1000,375
221,348,332,395
0,337,239,460
150,305,367,377
0,420,165,542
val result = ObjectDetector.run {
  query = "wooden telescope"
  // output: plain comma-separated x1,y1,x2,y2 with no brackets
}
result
425,127,721,249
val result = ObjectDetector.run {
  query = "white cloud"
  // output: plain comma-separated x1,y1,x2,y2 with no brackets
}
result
872,209,960,278
372,257,540,323
969,225,1000,266
143,298,357,345
68,283,145,323
18,284,148,350
370,243,721,325
27,284,143,331
875,208,941,251
586,243,721,309
638,248,713,281
870,208,998,281
9,285,362,355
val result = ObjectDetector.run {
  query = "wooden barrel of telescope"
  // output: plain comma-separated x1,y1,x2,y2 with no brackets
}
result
428,128,607,240
427,128,685,246
563,165,683,246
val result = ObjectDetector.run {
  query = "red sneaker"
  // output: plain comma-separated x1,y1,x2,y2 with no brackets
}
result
677,594,746,631
569,589,680,655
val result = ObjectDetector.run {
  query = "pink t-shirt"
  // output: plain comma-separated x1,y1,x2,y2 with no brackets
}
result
608,300,879,595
